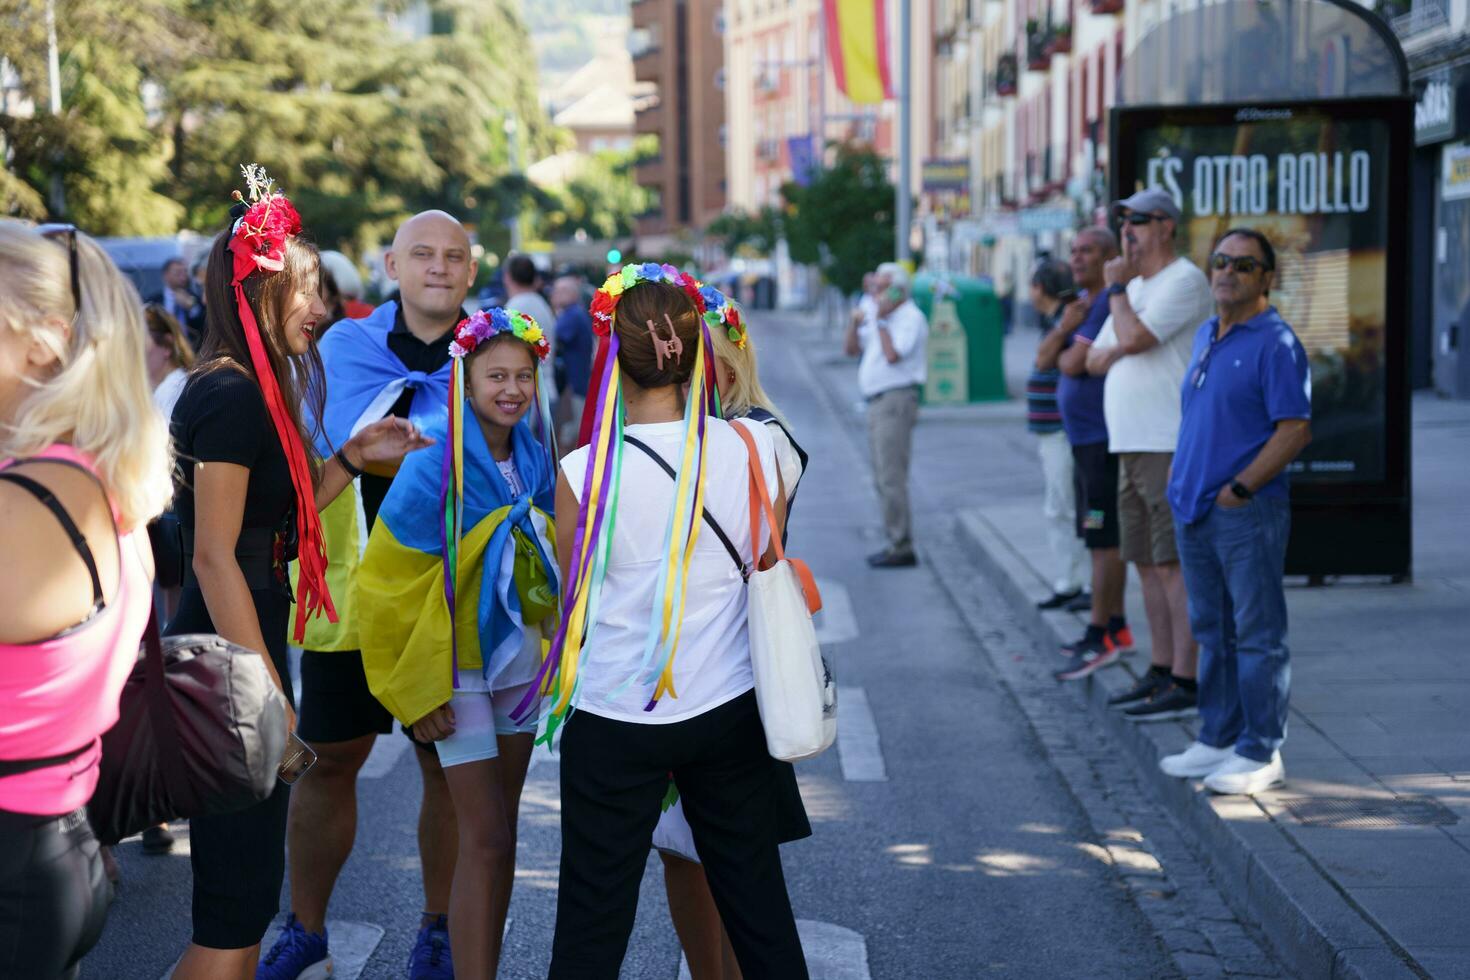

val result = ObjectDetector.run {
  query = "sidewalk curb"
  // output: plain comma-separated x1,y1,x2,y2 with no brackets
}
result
952,508,1427,980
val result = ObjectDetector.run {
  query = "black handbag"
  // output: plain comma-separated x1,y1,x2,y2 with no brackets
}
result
86,613,288,844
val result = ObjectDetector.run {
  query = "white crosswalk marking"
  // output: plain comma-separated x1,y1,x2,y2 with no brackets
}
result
813,578,859,646
676,919,871,979
836,687,887,782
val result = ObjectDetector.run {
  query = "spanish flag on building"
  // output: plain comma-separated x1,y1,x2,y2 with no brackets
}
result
823,0,894,104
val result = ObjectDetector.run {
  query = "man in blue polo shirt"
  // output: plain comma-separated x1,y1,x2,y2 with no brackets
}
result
1159,228,1312,796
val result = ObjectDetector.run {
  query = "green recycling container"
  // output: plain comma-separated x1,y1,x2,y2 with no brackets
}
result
911,274,1006,404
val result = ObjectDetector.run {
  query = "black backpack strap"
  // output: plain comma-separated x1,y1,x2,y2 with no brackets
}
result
623,435,746,578
0,471,104,609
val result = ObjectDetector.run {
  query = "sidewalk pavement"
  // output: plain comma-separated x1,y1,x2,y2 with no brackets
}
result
786,308,1470,980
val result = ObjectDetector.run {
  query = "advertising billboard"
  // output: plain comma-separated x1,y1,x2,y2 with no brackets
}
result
1111,98,1413,576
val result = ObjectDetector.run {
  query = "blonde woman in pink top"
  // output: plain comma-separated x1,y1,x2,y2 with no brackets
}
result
0,221,173,980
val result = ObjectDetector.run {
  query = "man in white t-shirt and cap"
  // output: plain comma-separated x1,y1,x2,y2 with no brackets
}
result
846,262,929,568
1085,187,1214,721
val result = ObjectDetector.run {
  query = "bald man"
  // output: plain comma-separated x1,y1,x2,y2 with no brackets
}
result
268,211,477,978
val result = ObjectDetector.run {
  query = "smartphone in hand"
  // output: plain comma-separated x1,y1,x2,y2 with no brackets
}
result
278,731,318,785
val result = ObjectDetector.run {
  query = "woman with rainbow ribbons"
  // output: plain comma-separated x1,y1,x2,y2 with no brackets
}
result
357,307,560,980
543,264,808,978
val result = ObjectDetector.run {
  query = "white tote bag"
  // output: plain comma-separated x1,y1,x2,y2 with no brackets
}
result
732,425,836,762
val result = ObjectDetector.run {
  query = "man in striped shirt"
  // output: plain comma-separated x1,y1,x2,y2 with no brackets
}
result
1027,259,1090,610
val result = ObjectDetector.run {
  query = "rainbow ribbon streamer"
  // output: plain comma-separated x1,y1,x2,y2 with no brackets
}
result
610,318,719,710
514,334,626,741
439,359,467,688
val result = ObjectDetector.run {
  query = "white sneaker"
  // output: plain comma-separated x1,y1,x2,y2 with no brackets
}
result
1203,752,1285,795
1159,741,1237,778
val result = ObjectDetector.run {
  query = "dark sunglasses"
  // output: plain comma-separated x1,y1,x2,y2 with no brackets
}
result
1209,252,1271,274
1121,212,1168,226
37,223,82,323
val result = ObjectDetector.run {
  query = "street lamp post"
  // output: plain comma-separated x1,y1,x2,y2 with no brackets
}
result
896,0,912,264
44,0,65,216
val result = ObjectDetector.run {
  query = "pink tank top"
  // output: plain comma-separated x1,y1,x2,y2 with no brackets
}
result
0,445,152,816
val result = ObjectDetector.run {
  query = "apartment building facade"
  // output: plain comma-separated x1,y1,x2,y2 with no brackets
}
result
631,0,728,243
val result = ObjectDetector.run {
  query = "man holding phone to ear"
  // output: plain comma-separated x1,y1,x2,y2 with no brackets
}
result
1028,259,1091,613
849,262,929,568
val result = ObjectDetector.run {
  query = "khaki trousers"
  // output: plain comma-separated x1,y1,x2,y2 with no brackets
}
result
866,386,920,552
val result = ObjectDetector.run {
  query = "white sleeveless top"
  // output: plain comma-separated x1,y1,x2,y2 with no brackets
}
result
559,417,779,724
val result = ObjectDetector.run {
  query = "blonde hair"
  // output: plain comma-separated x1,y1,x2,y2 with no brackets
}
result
707,315,783,422
0,221,174,530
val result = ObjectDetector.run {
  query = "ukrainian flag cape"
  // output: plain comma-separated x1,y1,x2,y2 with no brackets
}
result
358,412,558,726
292,302,455,651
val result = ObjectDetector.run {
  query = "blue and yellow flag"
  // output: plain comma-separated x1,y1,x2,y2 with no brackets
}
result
358,412,558,726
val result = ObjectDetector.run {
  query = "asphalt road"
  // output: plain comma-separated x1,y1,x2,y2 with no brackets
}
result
83,311,1185,979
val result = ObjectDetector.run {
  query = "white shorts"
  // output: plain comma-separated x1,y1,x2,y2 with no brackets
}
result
433,681,540,768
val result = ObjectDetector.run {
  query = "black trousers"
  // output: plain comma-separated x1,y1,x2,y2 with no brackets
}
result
550,691,808,980
168,585,293,949
0,808,110,980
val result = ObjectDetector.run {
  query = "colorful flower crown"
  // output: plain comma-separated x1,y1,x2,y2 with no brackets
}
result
590,262,707,337
449,307,550,361
698,285,747,351
230,164,301,278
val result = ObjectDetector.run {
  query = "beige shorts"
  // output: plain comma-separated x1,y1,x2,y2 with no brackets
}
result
1118,452,1177,565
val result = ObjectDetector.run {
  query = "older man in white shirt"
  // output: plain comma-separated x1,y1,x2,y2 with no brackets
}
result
844,262,930,567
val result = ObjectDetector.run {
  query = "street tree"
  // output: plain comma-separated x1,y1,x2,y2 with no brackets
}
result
781,144,896,295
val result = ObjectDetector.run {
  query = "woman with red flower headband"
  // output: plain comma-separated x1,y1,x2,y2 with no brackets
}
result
544,264,808,978
166,166,431,978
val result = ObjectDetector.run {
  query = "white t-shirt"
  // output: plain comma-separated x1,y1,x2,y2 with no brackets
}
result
1093,257,1213,453
152,368,187,422
559,417,780,724
857,299,929,397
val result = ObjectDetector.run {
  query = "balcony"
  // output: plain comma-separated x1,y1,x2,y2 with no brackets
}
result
1025,23,1050,71
994,53,1018,96
634,97,663,136
1046,23,1072,56
1381,0,1450,39
1091,0,1123,13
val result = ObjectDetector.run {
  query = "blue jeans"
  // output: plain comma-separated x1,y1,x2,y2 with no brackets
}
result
1175,496,1292,763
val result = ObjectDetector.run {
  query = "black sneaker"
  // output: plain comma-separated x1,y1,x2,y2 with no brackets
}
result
1108,669,1170,706
1064,591,1094,613
867,548,918,568
1123,682,1199,722
1053,639,1120,681
141,824,175,855
1037,589,1083,610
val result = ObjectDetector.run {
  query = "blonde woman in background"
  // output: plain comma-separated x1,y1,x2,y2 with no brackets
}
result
144,303,196,421
0,221,174,980
657,302,812,980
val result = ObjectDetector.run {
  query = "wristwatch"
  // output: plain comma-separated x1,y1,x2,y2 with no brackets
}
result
1229,480,1253,501
1107,283,1127,297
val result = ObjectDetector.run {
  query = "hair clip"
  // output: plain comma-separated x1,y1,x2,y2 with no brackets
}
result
647,315,684,370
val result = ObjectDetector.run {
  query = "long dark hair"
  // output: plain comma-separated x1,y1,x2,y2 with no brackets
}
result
196,228,327,477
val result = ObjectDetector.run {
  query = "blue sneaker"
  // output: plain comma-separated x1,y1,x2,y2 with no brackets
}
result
256,914,331,980
407,915,452,980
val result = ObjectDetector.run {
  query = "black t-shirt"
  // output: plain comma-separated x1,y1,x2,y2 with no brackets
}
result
171,369,294,535
358,306,456,528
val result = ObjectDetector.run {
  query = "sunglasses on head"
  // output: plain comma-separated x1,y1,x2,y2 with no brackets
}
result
1121,212,1168,226
37,223,82,323
1209,252,1270,274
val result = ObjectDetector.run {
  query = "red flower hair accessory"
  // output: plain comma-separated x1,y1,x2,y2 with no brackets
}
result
225,164,336,642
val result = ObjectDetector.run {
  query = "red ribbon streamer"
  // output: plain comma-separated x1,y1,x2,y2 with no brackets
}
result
229,239,336,641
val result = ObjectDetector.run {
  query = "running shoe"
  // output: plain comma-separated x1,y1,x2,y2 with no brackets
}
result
1036,588,1083,610
1053,638,1120,681
1109,668,1169,707
1064,591,1093,613
256,915,330,980
408,915,453,980
141,824,175,854
1060,628,1106,657
1122,682,1199,722
1108,623,1136,655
